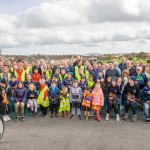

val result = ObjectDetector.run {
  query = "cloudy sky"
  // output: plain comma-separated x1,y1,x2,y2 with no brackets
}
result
0,0,150,55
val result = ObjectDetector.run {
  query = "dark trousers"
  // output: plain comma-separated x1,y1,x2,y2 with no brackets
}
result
50,104,59,114
125,100,136,115
107,99,119,114
0,103,10,115
40,105,48,115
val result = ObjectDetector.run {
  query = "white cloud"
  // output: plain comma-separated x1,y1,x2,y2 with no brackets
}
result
0,0,150,54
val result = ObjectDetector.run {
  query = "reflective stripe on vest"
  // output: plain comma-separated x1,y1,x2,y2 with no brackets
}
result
37,86,49,107
14,69,25,82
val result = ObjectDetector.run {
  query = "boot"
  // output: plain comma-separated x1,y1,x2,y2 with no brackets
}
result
116,114,120,121
123,113,129,121
105,113,109,121
131,115,137,122
62,112,65,118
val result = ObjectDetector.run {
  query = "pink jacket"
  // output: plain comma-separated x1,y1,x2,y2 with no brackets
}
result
92,88,104,106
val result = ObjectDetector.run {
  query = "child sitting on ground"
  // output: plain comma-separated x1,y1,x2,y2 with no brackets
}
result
27,83,38,116
59,86,70,118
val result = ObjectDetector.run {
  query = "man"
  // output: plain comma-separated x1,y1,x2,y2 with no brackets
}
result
14,60,26,82
125,60,136,76
105,62,120,82
118,57,126,71
74,60,85,80
114,62,121,76
0,65,12,82
24,74,35,89
133,66,148,89
23,61,32,75
90,63,103,82
73,55,81,67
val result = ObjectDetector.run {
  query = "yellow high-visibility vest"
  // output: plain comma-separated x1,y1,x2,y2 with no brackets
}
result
14,69,26,82
24,66,32,74
75,66,85,80
0,73,11,81
37,86,49,107
46,70,52,80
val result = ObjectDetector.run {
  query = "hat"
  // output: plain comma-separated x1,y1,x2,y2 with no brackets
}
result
0,78,7,84
68,72,73,76
129,76,136,82
111,77,117,82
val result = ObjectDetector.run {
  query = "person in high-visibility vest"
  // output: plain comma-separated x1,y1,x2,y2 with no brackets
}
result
14,61,26,82
37,77,49,118
59,68,67,83
23,61,32,75
74,60,85,80
0,65,11,82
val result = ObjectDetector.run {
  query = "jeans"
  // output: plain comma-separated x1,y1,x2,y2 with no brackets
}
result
144,102,150,119
71,102,81,116
107,99,119,114
125,99,137,115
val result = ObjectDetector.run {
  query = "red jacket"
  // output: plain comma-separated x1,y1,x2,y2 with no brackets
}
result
32,73,41,83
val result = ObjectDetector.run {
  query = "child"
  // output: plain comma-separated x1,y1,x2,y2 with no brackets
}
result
92,83,104,122
87,75,94,89
78,75,88,92
49,80,60,118
82,86,93,120
141,80,150,122
13,81,27,122
27,83,38,116
37,78,49,118
32,67,41,86
69,80,82,120
0,78,12,121
106,78,121,121
59,86,70,118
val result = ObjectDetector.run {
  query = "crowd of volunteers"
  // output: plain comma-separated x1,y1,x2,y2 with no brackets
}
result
0,55,150,123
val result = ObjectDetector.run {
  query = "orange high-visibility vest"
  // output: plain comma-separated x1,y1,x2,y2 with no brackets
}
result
14,69,26,82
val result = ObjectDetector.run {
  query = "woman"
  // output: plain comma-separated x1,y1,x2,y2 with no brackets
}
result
122,77,140,122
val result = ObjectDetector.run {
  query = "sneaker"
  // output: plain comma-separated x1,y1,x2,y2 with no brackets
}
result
39,113,44,117
34,112,37,117
123,113,128,121
105,113,109,121
78,115,82,120
42,114,48,119
116,114,120,121
21,116,25,122
6,115,11,121
14,116,19,122
131,115,137,122
55,114,58,118
31,111,34,115
70,114,75,119
3,115,8,122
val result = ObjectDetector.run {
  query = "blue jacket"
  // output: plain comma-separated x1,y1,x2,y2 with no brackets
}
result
90,68,103,82
78,81,88,92
141,86,150,102
62,77,74,90
48,86,60,104
13,86,27,103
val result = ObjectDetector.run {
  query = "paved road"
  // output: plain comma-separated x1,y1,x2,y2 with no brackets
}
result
0,113,150,150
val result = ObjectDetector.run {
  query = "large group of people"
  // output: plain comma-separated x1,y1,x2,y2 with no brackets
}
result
0,55,150,123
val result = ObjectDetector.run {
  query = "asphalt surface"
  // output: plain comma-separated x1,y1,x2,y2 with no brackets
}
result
0,113,150,150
